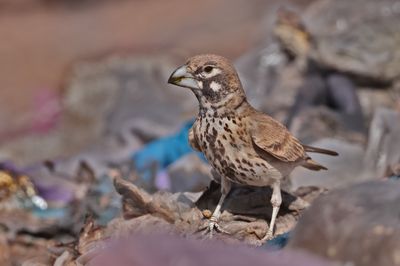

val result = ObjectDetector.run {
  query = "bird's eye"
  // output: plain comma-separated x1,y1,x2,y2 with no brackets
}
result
204,66,213,73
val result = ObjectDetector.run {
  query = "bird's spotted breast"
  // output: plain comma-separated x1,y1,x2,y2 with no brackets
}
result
195,113,279,186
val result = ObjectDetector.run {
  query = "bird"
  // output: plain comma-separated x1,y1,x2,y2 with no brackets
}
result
167,54,338,240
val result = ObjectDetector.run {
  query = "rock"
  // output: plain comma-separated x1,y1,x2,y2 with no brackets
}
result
358,88,397,120
236,8,371,137
167,153,211,193
364,107,400,178
235,42,289,109
0,222,56,266
109,174,322,246
1,55,196,165
303,0,400,85
64,56,197,138
290,138,365,190
289,107,365,144
236,44,303,122
271,4,399,141
287,73,365,134
288,180,400,266
89,233,334,266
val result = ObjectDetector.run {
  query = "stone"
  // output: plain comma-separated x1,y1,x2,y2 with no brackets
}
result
364,107,400,178
1,55,196,165
167,153,211,193
288,180,400,266
109,174,322,246
89,233,333,266
290,138,365,190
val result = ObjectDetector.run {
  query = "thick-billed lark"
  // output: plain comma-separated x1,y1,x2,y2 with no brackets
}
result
168,54,338,240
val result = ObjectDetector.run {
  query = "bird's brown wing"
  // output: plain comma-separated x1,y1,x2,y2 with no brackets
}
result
188,125,201,152
249,111,306,162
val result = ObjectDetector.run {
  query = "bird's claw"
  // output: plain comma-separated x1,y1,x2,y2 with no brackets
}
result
198,216,230,238
262,230,274,242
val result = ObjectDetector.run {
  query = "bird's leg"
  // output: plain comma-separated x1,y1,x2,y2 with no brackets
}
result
263,180,282,241
201,177,231,237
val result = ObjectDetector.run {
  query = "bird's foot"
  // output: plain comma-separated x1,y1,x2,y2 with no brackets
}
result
261,230,274,242
198,216,230,238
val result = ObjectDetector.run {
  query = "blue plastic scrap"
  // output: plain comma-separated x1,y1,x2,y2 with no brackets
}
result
132,119,205,181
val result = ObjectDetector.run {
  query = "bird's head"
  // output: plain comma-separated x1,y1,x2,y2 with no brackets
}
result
168,54,246,111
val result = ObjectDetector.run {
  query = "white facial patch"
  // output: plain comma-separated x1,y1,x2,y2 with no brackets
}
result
197,81,203,89
202,68,222,79
209,81,221,92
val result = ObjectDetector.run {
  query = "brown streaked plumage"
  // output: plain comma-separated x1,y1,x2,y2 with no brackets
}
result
168,54,338,240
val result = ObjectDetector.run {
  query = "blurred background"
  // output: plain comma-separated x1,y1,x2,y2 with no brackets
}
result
0,0,399,265
0,0,312,154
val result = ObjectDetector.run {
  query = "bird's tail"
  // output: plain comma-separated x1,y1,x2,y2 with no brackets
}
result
302,158,328,171
303,145,338,156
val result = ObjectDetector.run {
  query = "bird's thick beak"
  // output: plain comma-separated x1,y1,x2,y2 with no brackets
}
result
168,65,200,90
